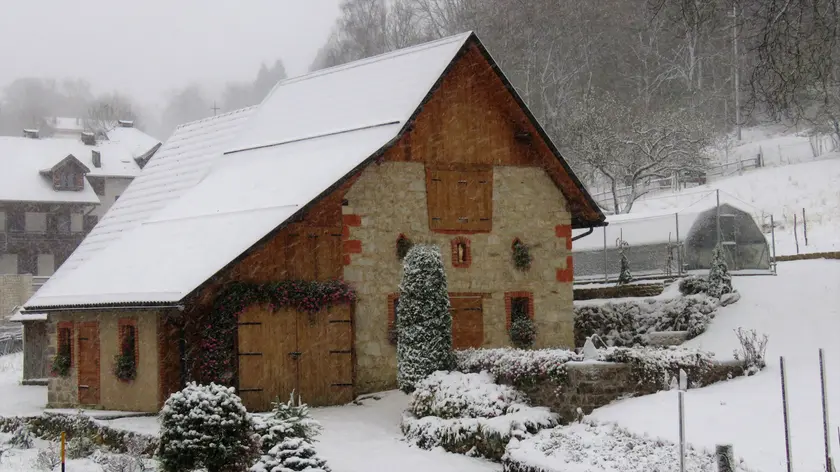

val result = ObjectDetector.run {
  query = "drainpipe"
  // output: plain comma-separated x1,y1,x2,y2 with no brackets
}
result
572,227,596,241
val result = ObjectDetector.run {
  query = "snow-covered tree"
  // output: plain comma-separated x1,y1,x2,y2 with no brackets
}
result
397,244,453,392
707,244,733,298
157,382,258,472
617,239,633,285
253,393,323,454
250,437,330,472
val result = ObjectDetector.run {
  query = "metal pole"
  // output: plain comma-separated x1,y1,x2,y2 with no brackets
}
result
603,226,608,283
716,189,722,247
679,390,686,472
61,431,66,472
781,356,794,472
820,349,832,472
803,208,809,246
676,213,682,276
771,215,778,275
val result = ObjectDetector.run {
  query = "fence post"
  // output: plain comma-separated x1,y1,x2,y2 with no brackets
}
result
771,215,778,275
61,431,66,472
716,445,735,472
679,390,686,472
820,349,832,472
675,213,682,276
803,208,809,246
603,226,608,283
781,356,794,472
716,190,721,246
794,213,800,254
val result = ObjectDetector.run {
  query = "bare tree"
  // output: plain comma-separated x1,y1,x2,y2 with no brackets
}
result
85,93,139,134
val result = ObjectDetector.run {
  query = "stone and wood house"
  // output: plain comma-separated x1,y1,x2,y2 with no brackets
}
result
20,32,606,412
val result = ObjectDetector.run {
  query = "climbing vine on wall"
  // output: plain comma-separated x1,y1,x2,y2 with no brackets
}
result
512,239,532,271
199,280,357,385
114,329,137,381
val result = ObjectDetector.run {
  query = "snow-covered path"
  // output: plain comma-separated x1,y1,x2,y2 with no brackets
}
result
311,391,500,472
591,259,840,472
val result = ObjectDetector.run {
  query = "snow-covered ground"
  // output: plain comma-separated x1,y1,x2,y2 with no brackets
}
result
591,259,840,472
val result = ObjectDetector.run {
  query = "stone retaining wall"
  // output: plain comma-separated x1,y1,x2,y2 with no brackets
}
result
773,251,840,262
505,360,745,423
573,283,665,301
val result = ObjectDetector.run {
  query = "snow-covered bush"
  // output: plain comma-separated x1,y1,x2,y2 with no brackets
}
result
67,435,95,459
410,371,527,419
600,346,716,391
504,420,755,472
252,393,323,453
157,382,259,472
455,348,580,385
250,437,330,472
397,244,453,392
6,424,34,449
708,245,733,298
617,239,633,285
679,276,709,295
733,328,769,375
34,443,61,471
402,371,558,460
574,296,719,347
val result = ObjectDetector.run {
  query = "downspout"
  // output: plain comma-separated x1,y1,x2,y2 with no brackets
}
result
572,227,595,241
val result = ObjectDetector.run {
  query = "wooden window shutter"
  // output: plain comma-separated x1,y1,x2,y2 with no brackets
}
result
426,168,492,233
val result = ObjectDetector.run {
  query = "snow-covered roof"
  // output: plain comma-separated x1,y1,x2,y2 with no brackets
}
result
49,117,85,133
0,126,162,204
24,32,600,309
9,308,47,322
25,106,257,308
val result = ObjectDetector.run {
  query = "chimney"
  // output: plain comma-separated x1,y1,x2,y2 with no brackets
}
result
92,150,101,168
23,129,40,139
117,120,134,128
81,131,96,146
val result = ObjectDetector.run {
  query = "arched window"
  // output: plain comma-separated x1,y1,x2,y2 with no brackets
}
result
450,237,472,268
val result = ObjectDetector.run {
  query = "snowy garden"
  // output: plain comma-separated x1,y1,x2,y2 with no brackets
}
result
1,246,838,472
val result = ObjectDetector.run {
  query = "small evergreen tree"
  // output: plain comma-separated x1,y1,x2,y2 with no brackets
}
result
254,393,323,454
157,382,258,472
707,244,733,298
250,438,330,472
397,245,453,392
617,239,632,285
509,317,536,349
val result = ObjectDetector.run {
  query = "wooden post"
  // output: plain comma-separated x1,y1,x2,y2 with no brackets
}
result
771,215,778,274
781,357,794,472
603,226,608,283
819,349,832,472
675,213,682,276
803,208,809,246
794,213,800,254
716,445,735,472
61,431,66,472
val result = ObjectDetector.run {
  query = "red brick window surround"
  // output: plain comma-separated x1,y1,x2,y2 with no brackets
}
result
504,292,534,330
451,237,472,268
387,293,400,345
57,322,74,367
118,318,139,376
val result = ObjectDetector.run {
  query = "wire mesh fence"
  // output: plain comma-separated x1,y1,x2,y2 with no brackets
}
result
573,190,777,284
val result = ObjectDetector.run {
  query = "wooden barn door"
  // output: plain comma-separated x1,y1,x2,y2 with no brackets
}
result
237,305,298,412
77,322,100,405
450,295,484,350
237,226,351,410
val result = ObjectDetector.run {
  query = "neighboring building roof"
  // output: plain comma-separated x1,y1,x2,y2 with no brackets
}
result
25,106,257,308
24,32,603,310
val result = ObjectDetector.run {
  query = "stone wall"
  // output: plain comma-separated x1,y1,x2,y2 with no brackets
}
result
47,310,160,412
0,274,32,322
344,162,573,394
573,283,665,300
510,360,745,423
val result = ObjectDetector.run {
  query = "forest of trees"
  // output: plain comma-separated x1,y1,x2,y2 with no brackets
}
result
311,0,839,213
1,0,836,213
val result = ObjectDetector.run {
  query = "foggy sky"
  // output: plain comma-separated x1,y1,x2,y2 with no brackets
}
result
0,0,341,108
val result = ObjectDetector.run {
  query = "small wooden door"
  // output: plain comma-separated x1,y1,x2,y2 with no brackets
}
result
296,305,353,406
238,305,298,412
450,295,484,349
77,322,100,405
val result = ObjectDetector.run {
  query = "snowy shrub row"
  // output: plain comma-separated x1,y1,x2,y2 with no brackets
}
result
503,420,754,472
402,371,558,461
574,295,719,347
599,346,718,391
454,348,581,385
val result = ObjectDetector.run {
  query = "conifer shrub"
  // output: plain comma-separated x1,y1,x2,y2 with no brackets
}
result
707,244,733,298
250,438,330,472
397,245,453,392
157,383,258,472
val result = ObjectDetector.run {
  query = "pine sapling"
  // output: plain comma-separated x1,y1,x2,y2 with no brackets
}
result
397,245,453,392
617,239,632,285
707,244,733,298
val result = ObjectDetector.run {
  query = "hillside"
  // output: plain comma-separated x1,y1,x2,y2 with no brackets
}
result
591,259,840,472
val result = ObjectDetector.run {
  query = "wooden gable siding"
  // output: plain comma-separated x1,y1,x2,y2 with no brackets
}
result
384,43,599,225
